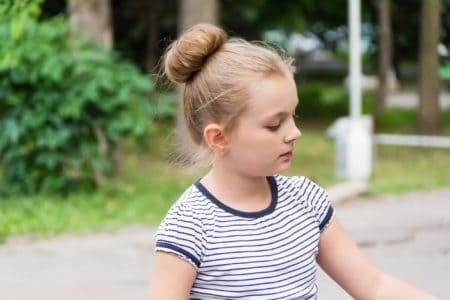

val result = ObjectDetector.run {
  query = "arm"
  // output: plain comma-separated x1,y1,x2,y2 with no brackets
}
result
317,217,438,300
149,252,197,300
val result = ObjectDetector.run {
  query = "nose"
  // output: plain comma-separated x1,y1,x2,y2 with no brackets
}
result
284,122,301,143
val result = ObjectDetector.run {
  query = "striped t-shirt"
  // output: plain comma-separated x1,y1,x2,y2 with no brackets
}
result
154,175,334,299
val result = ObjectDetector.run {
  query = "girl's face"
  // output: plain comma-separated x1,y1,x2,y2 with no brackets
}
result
224,74,301,177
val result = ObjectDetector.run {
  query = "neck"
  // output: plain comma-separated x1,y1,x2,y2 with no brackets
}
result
201,160,272,211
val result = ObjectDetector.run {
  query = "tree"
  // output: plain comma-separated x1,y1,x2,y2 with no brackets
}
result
180,0,219,31
220,0,348,40
375,0,392,131
68,0,113,47
174,0,219,166
0,0,152,194
146,0,162,75
418,0,441,134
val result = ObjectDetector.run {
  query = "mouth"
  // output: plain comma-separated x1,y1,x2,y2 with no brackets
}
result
280,150,293,159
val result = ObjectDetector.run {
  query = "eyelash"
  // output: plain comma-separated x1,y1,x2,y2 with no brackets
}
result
266,114,298,131
266,124,280,131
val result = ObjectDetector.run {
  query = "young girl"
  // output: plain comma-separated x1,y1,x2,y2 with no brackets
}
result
149,23,437,299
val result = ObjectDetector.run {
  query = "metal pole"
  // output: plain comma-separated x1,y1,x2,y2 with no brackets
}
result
349,0,362,119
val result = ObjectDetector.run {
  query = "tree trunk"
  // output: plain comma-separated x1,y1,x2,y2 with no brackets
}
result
69,0,116,178
175,0,219,166
146,0,161,76
418,0,441,134
68,0,113,48
375,0,392,132
179,0,219,31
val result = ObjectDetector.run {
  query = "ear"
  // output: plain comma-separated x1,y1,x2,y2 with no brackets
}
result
203,123,228,154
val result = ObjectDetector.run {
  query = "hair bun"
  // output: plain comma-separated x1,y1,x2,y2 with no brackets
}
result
164,23,227,83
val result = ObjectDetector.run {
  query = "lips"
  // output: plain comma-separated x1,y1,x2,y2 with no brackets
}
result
280,150,293,159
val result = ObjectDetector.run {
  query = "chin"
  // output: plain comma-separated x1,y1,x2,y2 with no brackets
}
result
278,168,290,174
250,164,291,177
275,164,291,174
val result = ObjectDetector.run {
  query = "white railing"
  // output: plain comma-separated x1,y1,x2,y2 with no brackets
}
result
373,134,450,148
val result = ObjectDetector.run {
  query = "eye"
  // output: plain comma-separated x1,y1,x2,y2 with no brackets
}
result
265,124,280,131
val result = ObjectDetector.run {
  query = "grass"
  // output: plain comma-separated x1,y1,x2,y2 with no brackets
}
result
1,116,450,242
0,123,200,242
372,145,450,193
0,160,197,241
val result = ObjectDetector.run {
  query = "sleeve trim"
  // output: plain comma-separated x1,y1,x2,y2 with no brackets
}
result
155,241,201,268
319,206,334,232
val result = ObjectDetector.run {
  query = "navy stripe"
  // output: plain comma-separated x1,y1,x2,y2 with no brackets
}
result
203,219,317,252
205,215,316,244
199,198,313,230
319,205,334,231
194,176,278,218
200,236,318,271
155,241,201,268
199,250,316,278
159,235,203,258
198,257,317,286
154,175,331,298
197,254,313,282
193,265,316,295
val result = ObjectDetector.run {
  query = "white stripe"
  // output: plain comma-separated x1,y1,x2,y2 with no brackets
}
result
154,175,332,298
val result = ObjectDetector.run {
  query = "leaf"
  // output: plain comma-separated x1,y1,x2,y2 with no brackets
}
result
439,62,450,81
0,12,153,195
3,118,21,144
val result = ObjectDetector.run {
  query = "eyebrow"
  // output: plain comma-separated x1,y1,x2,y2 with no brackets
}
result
262,111,291,122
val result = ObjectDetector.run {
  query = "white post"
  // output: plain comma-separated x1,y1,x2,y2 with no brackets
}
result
349,0,361,119
327,0,372,181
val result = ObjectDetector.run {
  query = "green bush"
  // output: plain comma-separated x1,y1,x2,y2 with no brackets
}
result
376,109,417,133
296,84,348,121
439,60,450,81
152,92,178,121
0,11,153,195
296,82,376,122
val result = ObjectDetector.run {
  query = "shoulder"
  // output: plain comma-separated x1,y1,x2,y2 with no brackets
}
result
274,174,326,197
274,174,333,232
159,184,214,230
154,184,213,269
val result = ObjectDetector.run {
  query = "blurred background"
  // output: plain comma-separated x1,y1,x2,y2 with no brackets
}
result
1,0,450,241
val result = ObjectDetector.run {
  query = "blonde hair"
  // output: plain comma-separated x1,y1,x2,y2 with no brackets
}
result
164,23,294,167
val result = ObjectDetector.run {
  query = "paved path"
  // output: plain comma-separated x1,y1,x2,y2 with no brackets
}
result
317,188,450,299
1,188,449,300
386,91,450,109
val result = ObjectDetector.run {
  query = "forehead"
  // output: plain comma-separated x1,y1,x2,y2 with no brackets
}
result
244,74,298,116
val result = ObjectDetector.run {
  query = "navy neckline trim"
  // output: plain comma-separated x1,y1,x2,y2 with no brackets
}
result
194,176,278,218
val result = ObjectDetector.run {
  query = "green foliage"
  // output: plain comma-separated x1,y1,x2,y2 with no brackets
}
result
0,11,153,195
152,92,178,120
439,60,450,81
221,0,348,40
0,122,201,240
377,109,418,133
374,107,450,134
3,123,450,240
0,160,197,240
296,84,348,121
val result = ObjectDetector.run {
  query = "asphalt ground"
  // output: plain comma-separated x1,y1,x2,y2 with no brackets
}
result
1,188,449,300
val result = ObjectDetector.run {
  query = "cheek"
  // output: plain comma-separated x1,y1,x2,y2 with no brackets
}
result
229,124,279,153
237,131,268,148
241,135,277,157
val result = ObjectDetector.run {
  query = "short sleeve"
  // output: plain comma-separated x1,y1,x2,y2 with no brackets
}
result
297,177,334,232
154,200,206,270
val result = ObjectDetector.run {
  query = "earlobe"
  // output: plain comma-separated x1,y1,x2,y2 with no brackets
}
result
203,124,228,154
